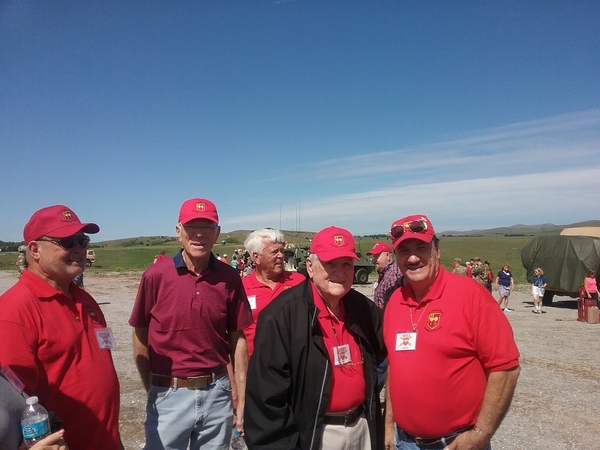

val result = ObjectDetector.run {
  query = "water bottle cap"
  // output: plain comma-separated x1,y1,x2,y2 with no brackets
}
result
26,396,39,405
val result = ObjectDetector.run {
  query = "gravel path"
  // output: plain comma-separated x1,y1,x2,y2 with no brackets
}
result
1,271,598,449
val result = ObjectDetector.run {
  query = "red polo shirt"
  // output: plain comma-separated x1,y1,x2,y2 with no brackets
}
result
384,268,519,438
242,270,305,356
129,251,253,376
0,269,121,450
312,284,366,413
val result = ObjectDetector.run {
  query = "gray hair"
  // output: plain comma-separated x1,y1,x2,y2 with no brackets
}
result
244,228,285,255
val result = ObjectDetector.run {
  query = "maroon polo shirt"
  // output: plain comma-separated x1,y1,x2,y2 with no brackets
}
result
129,251,253,377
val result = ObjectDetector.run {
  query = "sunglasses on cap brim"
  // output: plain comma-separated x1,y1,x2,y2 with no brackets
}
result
390,218,429,240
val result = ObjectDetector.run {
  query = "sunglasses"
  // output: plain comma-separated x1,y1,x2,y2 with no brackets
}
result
390,218,429,240
37,235,91,250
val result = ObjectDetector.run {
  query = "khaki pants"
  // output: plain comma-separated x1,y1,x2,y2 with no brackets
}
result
320,415,371,450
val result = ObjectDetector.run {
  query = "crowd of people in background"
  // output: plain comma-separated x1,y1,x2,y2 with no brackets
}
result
452,256,517,311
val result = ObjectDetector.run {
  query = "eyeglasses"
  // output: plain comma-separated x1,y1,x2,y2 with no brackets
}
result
179,223,218,234
37,235,90,250
390,218,429,240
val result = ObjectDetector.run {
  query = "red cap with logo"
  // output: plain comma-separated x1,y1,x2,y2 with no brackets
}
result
309,226,360,262
178,198,219,224
390,214,436,249
23,205,100,244
366,241,393,255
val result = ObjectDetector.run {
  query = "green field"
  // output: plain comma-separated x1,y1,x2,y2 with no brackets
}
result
0,234,534,283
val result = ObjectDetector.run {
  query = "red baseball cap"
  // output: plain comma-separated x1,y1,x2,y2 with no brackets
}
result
366,241,392,255
390,214,436,249
178,198,219,224
23,205,100,244
309,226,359,262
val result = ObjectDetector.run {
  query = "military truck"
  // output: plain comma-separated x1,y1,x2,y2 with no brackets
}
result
283,247,375,284
86,250,96,267
521,233,600,305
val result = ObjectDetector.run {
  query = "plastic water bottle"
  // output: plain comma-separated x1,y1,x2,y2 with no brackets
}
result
21,396,50,448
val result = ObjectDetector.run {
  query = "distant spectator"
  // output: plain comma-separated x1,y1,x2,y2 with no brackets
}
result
532,267,547,314
466,260,473,278
231,255,238,270
451,257,467,276
583,268,598,307
153,250,168,264
471,257,490,289
496,263,515,312
221,253,228,264
484,261,494,293
16,245,27,277
73,272,84,289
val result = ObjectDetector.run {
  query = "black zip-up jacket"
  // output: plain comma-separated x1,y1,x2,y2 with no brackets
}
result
244,279,385,450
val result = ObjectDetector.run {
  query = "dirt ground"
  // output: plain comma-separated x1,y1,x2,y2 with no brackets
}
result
1,270,599,450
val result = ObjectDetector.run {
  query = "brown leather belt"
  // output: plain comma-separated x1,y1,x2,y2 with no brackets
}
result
150,367,227,390
323,404,364,427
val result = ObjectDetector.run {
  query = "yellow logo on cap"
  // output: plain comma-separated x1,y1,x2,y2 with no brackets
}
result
195,203,206,212
333,235,345,246
62,210,74,221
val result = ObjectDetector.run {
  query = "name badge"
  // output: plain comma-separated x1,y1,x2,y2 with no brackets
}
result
395,332,417,351
247,295,257,310
333,344,352,366
95,327,116,349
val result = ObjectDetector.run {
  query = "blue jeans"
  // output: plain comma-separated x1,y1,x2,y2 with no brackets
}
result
144,375,233,450
395,426,492,450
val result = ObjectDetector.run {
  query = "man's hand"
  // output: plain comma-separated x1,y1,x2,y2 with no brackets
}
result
444,428,489,450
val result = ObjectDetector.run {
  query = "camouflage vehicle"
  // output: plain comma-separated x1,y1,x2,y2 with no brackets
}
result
521,234,600,305
283,246,375,284
86,249,96,267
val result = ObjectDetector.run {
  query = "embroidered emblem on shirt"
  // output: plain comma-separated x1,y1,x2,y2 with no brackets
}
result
427,311,442,330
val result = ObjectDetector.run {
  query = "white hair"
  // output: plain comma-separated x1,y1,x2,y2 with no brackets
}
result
244,228,285,255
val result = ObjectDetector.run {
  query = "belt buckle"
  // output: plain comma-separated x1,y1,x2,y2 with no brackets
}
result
414,437,425,446
186,375,210,389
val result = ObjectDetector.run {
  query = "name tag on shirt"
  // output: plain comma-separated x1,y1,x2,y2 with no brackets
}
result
95,327,116,349
333,344,352,366
395,332,417,351
247,295,257,310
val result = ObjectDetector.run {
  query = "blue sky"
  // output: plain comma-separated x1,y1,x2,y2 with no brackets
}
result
1,1,599,242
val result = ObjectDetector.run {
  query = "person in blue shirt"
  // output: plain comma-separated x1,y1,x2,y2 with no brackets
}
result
496,264,515,312
531,268,547,314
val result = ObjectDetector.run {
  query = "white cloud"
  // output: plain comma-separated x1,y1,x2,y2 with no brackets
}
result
223,167,600,234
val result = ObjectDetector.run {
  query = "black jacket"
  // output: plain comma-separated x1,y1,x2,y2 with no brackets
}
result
244,279,385,450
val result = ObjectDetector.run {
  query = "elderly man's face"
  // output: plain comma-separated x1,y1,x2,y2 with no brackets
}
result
307,256,354,303
255,239,285,278
177,219,220,262
33,232,88,284
371,252,391,273
394,239,440,293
